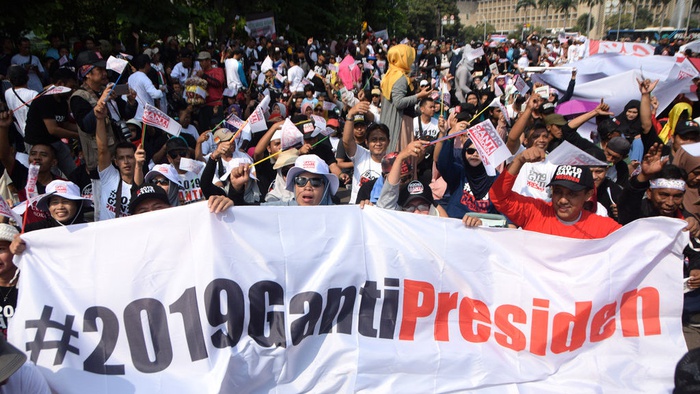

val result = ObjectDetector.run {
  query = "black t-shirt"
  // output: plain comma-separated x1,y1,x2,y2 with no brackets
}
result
0,285,17,338
24,94,70,145
309,140,337,167
256,158,275,200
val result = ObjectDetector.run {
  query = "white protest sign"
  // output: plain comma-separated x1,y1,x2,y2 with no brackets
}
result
280,118,304,149
466,120,512,175
178,157,205,174
310,114,326,130
535,85,550,99
682,141,700,157
8,205,687,393
106,56,129,74
322,101,336,111
514,75,530,94
25,163,40,198
0,197,22,225
546,140,608,166
43,86,72,96
306,70,316,80
489,62,499,76
143,104,181,136
467,46,485,61
488,97,510,125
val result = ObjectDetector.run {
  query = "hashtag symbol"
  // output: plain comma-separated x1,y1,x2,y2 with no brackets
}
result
25,305,79,365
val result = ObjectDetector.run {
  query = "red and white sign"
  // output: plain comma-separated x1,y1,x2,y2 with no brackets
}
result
587,40,655,57
467,119,511,175
143,104,181,136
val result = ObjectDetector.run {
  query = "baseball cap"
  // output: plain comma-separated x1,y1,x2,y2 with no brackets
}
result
165,136,189,152
128,183,171,213
197,51,211,60
126,118,142,129
213,128,235,143
399,180,434,207
75,50,106,68
544,113,567,127
272,149,299,170
144,164,184,187
676,120,700,137
326,118,340,128
0,224,18,243
36,180,93,212
352,113,367,125
540,102,556,115
547,165,594,192
285,154,339,195
606,136,631,157
371,88,381,96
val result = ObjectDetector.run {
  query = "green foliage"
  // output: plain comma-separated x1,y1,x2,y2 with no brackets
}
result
461,23,496,42
604,7,654,30
573,13,595,33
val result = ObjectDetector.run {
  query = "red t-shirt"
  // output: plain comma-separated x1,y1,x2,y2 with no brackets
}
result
490,171,622,239
203,67,225,106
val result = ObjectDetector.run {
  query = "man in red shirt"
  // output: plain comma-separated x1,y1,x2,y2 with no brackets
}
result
490,147,622,239
196,51,225,130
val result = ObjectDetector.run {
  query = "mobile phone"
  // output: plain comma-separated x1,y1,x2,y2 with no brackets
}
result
112,84,129,96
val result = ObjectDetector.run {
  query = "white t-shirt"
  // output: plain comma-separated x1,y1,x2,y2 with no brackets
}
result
512,161,558,202
181,124,199,141
97,165,132,220
178,170,204,204
128,71,163,121
349,145,382,204
0,362,50,394
170,61,202,86
10,54,45,92
4,87,37,136
413,116,440,140
287,65,305,93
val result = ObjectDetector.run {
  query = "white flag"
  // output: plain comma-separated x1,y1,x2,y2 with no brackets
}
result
466,47,485,61
546,140,608,166
106,56,129,74
280,118,304,149
466,120,511,176
143,104,181,136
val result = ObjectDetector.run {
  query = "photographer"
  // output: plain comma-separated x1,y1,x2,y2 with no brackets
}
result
69,50,137,175
10,38,46,93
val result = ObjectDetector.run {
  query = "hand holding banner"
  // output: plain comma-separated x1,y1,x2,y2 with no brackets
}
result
466,119,511,175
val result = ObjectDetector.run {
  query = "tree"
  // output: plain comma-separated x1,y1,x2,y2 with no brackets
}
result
556,0,578,29
515,0,537,26
579,0,603,35
538,0,557,30
574,13,594,33
461,23,496,42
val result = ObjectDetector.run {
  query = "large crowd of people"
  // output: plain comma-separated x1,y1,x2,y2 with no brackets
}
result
0,29,699,390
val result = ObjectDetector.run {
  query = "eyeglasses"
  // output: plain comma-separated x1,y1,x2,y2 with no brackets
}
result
465,148,478,155
168,149,188,159
153,178,169,186
294,176,325,188
403,204,430,213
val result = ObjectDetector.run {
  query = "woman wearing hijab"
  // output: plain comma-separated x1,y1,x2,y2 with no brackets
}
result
144,164,183,206
25,180,92,232
659,102,693,144
380,44,433,153
436,134,501,219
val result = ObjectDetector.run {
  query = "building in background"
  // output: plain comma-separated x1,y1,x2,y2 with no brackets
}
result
457,0,692,40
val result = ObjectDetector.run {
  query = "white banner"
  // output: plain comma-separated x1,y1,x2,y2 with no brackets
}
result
245,14,276,39
8,205,687,393
586,40,655,57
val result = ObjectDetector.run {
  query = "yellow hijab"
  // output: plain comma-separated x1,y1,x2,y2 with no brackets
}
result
659,102,693,144
381,44,415,100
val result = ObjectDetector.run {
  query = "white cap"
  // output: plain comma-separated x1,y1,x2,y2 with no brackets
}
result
271,128,283,141
145,164,184,187
36,180,92,212
285,154,339,195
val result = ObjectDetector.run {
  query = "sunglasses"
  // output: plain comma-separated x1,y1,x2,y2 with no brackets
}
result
403,204,430,213
153,178,169,186
465,148,478,155
314,108,323,112
294,176,325,188
168,149,188,159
